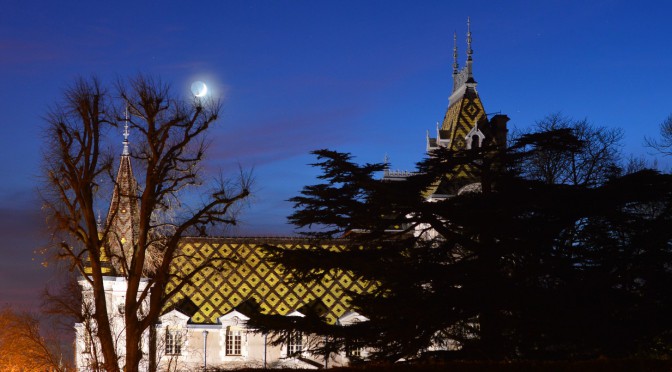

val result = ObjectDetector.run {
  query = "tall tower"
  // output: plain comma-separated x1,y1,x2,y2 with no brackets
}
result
105,114,140,274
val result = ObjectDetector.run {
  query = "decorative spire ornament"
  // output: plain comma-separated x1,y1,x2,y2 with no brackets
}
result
467,17,473,61
122,106,130,156
453,31,459,75
465,17,474,81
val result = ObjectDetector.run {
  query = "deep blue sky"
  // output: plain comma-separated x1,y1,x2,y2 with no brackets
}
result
1,1,671,309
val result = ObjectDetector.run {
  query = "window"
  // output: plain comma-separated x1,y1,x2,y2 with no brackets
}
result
471,136,480,149
345,339,362,358
346,345,361,358
287,331,302,356
165,327,182,355
226,328,242,356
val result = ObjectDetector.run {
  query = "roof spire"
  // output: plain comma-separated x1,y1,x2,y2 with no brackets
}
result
466,17,474,80
453,31,459,75
122,106,130,156
466,17,473,61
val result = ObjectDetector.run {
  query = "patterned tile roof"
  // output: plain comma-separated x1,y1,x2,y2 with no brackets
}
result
165,237,376,325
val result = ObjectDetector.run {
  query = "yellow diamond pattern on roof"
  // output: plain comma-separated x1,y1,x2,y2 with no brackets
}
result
266,293,279,306
165,239,374,324
338,275,352,287
220,245,232,256
201,304,214,317
238,283,251,296
182,244,195,256
183,285,194,296
323,293,335,306
228,272,242,286
201,282,213,297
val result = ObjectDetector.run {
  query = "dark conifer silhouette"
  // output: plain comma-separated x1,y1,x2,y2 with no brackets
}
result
250,126,672,362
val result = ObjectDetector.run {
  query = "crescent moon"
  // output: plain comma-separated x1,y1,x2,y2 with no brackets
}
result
191,81,208,97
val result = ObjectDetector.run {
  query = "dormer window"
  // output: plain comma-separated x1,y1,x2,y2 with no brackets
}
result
465,127,485,150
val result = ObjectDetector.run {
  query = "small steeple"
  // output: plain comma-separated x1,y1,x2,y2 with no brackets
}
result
105,107,140,274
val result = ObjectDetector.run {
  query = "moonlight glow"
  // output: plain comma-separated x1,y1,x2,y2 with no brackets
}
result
191,81,208,97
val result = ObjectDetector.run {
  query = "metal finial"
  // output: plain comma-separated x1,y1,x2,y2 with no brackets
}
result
467,17,473,60
96,210,102,230
453,32,459,74
384,153,390,164
122,106,130,156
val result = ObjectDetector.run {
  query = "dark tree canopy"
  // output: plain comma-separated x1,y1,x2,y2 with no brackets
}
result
250,125,672,362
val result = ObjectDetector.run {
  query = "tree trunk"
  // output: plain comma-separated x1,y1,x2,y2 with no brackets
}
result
125,323,142,372
148,326,157,372
90,269,120,372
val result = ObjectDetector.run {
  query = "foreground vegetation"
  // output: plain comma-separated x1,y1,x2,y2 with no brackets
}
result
250,115,672,362
221,359,672,372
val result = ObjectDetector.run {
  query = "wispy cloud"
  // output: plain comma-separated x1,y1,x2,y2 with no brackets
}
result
206,103,368,171
0,40,67,66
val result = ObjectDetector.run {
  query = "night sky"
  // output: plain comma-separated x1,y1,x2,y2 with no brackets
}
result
1,1,671,309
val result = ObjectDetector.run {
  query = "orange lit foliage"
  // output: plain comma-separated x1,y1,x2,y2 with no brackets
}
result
0,307,67,371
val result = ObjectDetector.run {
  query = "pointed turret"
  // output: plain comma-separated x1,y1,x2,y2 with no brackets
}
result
429,19,486,154
425,19,508,197
105,114,140,274
439,17,484,152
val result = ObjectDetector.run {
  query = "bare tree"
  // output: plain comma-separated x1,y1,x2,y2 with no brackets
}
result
646,114,672,156
43,273,84,329
41,75,251,372
516,112,622,186
43,272,103,370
